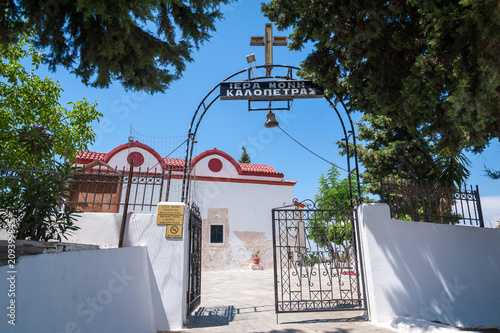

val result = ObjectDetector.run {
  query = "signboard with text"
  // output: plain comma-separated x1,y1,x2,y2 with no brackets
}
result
220,80,323,101
157,204,184,238
157,205,184,225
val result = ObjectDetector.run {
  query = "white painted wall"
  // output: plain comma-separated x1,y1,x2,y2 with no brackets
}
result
0,204,193,331
195,180,294,270
107,147,160,171
193,155,240,178
124,205,190,331
0,246,166,333
196,180,293,236
65,212,123,247
358,203,500,329
65,163,292,268
61,205,190,331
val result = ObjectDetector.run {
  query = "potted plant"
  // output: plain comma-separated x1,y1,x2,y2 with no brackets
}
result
252,250,261,265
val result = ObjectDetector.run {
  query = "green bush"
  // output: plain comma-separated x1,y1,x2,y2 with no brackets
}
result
0,161,79,241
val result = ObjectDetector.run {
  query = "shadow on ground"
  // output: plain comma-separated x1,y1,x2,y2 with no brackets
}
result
187,304,276,327
266,330,351,333
187,304,367,332
278,315,366,326
187,306,236,328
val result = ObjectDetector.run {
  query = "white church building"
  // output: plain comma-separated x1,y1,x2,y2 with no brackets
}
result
75,141,296,270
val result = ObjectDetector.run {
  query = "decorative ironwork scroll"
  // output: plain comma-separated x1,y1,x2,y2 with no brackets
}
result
272,199,366,313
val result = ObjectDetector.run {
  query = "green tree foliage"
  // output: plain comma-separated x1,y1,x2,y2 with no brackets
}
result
342,114,436,185
337,115,469,224
315,167,361,209
484,166,500,180
1,161,80,241
0,36,101,241
430,148,471,188
238,146,251,163
0,35,102,166
338,114,471,191
263,0,500,155
1,0,234,93
306,166,369,266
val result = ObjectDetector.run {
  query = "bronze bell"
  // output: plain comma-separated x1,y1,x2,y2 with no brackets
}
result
264,111,279,128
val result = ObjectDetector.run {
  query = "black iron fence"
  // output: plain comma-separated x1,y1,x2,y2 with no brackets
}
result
69,164,166,213
1,164,486,228
380,178,484,227
0,163,168,213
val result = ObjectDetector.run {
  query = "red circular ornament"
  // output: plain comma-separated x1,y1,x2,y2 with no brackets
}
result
127,152,144,167
208,158,223,172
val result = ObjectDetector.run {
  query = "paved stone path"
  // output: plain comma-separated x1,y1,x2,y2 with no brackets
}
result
184,270,394,333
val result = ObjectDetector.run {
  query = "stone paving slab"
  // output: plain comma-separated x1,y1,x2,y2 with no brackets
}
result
183,270,394,333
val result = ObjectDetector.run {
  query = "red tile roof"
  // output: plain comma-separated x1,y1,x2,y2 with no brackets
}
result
76,151,282,176
239,163,280,175
163,158,186,171
163,158,184,167
76,151,107,164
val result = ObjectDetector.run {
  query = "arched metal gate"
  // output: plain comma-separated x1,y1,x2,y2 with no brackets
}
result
182,65,366,317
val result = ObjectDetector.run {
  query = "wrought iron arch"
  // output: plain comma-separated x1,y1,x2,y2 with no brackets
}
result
181,65,361,204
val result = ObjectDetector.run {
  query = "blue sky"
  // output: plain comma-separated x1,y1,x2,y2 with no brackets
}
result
30,1,500,226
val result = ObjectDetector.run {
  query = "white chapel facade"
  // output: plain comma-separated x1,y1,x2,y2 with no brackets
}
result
76,141,296,270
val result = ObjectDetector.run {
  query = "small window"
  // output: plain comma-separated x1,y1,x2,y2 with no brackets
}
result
210,225,224,244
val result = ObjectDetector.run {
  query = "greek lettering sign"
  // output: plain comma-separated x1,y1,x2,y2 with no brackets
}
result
157,203,185,239
157,205,184,225
220,80,323,101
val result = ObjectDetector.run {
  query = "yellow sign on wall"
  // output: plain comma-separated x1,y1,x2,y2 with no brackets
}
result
166,224,183,238
157,204,185,239
157,205,184,225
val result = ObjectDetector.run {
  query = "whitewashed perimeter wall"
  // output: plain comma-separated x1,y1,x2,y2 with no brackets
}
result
358,203,500,329
59,210,190,331
0,208,190,332
0,246,166,333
